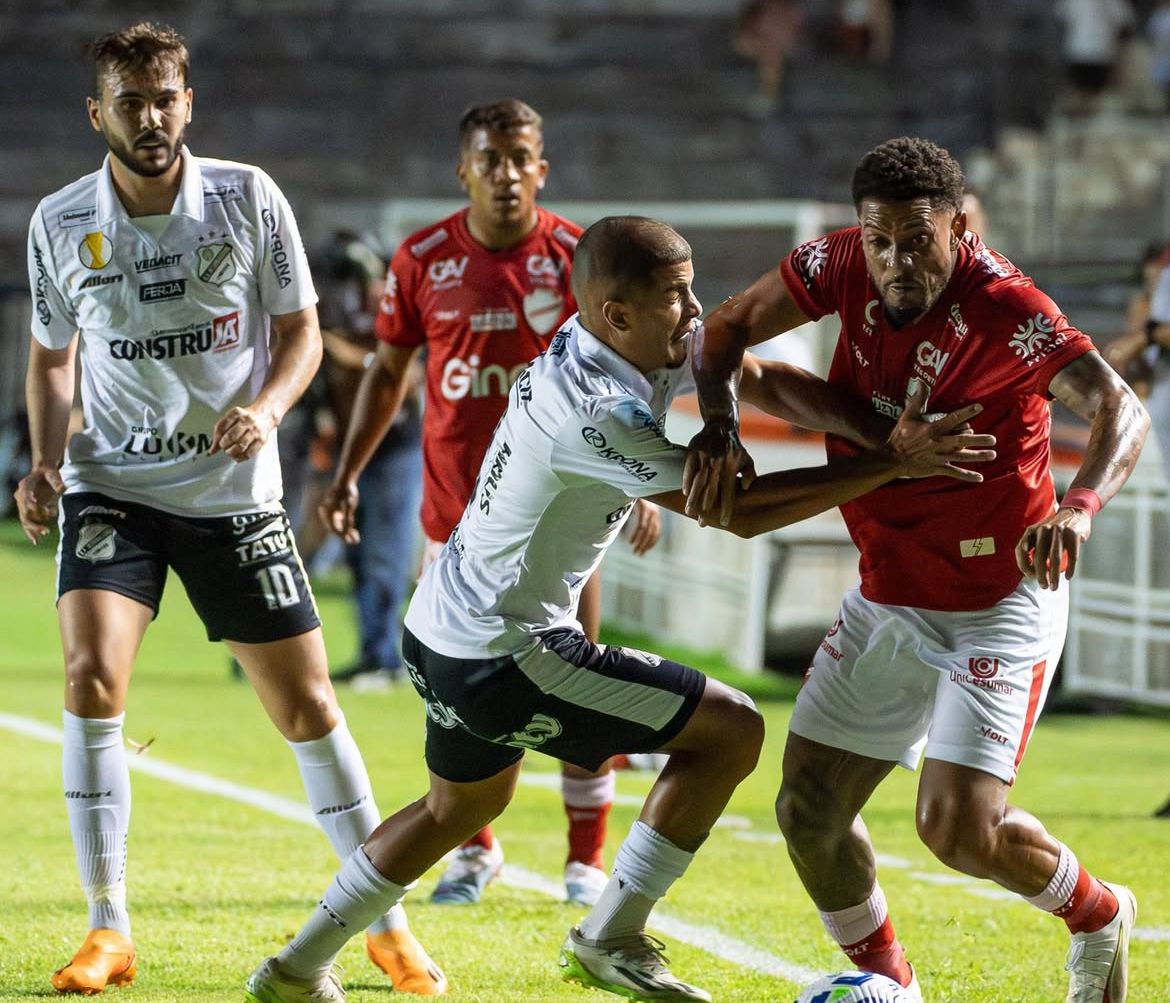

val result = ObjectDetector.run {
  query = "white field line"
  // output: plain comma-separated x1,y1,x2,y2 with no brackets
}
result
5,711,1165,951
0,711,820,985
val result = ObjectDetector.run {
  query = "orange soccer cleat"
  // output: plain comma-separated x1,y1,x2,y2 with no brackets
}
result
51,928,137,995
366,929,448,995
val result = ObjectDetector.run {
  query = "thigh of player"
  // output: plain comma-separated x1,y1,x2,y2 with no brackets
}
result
924,578,1070,784
57,492,167,715
401,627,706,784
789,586,942,772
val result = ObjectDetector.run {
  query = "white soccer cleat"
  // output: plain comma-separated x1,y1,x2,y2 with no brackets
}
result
245,956,346,1002
1064,882,1136,1002
429,839,504,905
905,963,923,1003
559,926,711,1002
564,861,608,907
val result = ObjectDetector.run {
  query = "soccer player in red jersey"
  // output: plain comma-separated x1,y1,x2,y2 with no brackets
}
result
320,100,658,910
684,137,1149,1002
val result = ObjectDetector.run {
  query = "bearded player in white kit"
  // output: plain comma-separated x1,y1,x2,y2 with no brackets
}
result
16,22,442,997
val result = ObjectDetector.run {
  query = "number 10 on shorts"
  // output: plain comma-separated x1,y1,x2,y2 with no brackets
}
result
255,565,300,609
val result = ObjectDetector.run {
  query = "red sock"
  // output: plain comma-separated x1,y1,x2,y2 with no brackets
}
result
1055,866,1119,934
460,825,495,852
842,917,913,988
565,801,611,870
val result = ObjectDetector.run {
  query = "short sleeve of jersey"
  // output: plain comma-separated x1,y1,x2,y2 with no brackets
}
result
551,397,686,499
778,227,856,321
253,170,317,316
993,282,1095,394
27,207,77,349
374,244,424,349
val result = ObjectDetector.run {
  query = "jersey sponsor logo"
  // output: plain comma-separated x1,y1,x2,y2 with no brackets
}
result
135,253,182,273
794,236,829,288
552,225,579,250
526,253,563,281
581,426,607,448
410,228,449,257
871,391,902,419
233,518,292,566
57,206,97,229
975,247,1009,278
469,307,517,332
826,616,843,638
606,502,634,525
139,278,186,303
477,440,513,514
434,308,461,321
109,311,241,361
379,268,399,315
440,355,526,400
620,647,662,667
851,340,869,368
78,274,124,291
32,241,51,325
428,254,469,288
513,367,533,403
196,242,236,285
202,184,242,204
862,299,879,334
547,330,569,356
261,208,293,288
948,303,969,339
75,521,117,563
950,657,1012,694
495,712,563,750
915,340,950,376
592,444,660,482
968,656,1001,679
819,637,844,661
78,231,113,269
1010,312,1064,367
978,724,1011,746
122,424,213,459
424,697,464,729
960,536,996,557
523,287,564,335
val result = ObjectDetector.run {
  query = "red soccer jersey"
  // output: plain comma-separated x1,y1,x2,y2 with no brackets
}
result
376,207,581,542
779,227,1095,611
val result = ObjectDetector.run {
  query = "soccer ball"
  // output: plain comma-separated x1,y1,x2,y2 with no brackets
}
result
794,970,913,1003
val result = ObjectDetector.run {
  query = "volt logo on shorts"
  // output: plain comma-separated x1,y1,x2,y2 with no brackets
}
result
76,522,117,563
496,713,563,750
978,725,1011,746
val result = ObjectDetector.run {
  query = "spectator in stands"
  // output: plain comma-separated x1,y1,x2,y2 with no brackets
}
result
1057,0,1136,114
733,0,805,116
1104,241,1170,398
316,231,424,691
1147,0,1170,110
835,0,894,64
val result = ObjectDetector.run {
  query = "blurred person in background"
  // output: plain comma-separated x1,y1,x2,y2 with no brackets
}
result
1057,0,1136,114
835,0,894,64
319,99,661,910
315,230,424,691
17,22,443,996
732,0,806,116
686,136,1148,1002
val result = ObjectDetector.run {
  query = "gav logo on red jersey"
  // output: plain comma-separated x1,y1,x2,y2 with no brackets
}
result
915,340,950,376
428,255,469,287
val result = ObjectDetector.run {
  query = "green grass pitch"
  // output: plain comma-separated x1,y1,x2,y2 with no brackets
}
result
0,519,1166,1001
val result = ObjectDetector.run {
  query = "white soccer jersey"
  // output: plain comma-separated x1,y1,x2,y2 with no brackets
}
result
405,315,694,659
26,147,316,515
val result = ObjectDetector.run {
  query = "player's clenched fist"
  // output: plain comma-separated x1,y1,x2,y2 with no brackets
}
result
209,405,277,462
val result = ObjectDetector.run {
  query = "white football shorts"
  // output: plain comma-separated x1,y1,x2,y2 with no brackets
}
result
788,577,1068,784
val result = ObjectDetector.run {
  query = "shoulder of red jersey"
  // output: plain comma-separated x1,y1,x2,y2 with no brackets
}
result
786,226,858,287
397,211,465,263
537,208,583,251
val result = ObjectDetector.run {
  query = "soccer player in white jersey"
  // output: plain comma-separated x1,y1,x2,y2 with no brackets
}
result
16,23,442,997
244,216,996,1003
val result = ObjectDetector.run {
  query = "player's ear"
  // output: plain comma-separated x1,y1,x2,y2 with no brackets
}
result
185,87,193,124
535,157,549,191
455,156,469,192
951,211,966,248
601,298,630,334
86,96,102,133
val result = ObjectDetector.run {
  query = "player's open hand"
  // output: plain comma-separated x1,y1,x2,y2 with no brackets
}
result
14,465,65,545
683,414,757,527
1015,507,1091,590
626,499,662,555
209,405,277,462
886,391,996,482
318,480,361,544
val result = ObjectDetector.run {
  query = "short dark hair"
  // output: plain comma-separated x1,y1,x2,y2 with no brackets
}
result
91,22,189,95
851,137,965,214
458,99,542,149
572,217,692,303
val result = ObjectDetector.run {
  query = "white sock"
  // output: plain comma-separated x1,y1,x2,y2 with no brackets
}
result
288,714,407,934
278,848,407,981
1025,843,1079,912
63,711,131,937
561,770,615,809
819,883,887,946
578,821,693,942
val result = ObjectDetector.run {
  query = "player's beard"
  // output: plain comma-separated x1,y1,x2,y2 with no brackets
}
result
106,125,186,179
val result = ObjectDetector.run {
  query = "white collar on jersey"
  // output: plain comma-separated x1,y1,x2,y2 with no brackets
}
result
94,145,205,224
567,314,657,404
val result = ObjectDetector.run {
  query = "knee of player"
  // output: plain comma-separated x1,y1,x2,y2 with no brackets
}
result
916,794,996,871
277,691,340,742
774,780,827,841
425,785,511,834
63,651,125,715
711,689,765,775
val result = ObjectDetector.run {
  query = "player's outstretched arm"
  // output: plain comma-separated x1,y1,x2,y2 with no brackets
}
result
15,336,76,544
211,305,323,462
1016,350,1149,589
318,341,422,544
662,395,995,539
738,353,890,447
686,269,812,526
